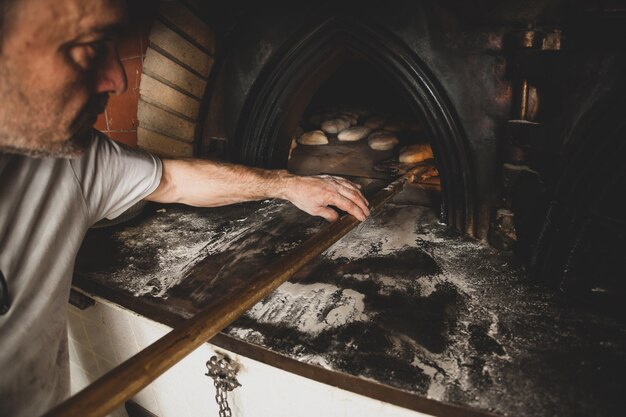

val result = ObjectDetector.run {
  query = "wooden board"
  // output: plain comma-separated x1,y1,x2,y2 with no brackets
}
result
288,136,395,179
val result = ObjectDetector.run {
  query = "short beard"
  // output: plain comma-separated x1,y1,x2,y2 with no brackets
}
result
0,128,94,158
0,57,105,159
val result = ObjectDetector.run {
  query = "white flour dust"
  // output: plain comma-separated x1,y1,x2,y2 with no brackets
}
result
98,201,291,298
324,210,422,260
231,205,513,402
105,211,223,297
244,282,369,335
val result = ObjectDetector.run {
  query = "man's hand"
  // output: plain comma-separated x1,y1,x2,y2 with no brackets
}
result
146,159,370,221
280,174,370,222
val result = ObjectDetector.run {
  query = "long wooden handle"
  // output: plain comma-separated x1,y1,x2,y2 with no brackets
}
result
43,165,429,417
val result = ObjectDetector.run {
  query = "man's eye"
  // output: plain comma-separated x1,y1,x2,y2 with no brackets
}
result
69,41,111,69
88,41,108,55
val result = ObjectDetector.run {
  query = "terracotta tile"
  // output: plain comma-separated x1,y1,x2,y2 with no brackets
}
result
117,30,142,60
94,110,108,131
106,58,142,131
108,131,138,148
125,57,143,94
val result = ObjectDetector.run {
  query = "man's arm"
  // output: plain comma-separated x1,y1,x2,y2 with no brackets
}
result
145,159,370,222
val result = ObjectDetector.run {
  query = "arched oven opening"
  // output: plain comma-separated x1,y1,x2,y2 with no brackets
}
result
286,60,429,180
229,16,475,236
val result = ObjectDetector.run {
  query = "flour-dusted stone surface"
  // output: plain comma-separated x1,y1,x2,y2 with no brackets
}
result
337,126,371,142
298,130,329,145
321,118,351,134
225,204,625,417
76,198,328,302
399,143,433,163
367,130,399,150
76,199,625,417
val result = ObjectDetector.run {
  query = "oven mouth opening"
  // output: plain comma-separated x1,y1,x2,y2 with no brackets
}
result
230,15,476,236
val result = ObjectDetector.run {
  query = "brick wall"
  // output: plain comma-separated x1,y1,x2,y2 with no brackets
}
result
94,0,158,148
96,0,216,158
137,1,215,158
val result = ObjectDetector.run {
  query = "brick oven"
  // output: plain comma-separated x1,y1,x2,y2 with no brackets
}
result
67,1,625,416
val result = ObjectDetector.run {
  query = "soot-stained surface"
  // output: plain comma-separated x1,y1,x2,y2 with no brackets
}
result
224,205,625,417
76,201,625,417
76,199,330,316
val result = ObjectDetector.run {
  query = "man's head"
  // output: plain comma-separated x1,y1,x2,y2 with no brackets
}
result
0,0,128,158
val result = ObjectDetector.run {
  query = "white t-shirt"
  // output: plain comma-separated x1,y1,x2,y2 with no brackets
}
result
0,130,162,417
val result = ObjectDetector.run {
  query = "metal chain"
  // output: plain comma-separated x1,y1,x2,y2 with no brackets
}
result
213,379,232,417
206,355,241,417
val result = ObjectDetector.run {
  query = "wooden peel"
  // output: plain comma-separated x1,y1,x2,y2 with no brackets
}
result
43,164,432,417
373,157,436,177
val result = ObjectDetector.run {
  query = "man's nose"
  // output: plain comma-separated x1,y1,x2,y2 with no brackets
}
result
95,44,127,95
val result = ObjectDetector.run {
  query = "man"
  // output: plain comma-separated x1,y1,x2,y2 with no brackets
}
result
0,0,369,415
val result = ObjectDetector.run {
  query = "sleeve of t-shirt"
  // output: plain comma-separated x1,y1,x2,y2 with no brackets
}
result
70,130,163,223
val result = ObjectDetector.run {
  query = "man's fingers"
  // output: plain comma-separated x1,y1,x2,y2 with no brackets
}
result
330,176,364,193
323,176,370,211
315,206,340,222
328,193,367,221
319,174,364,192
289,175,370,222
335,185,370,217
332,179,370,213
320,176,370,220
